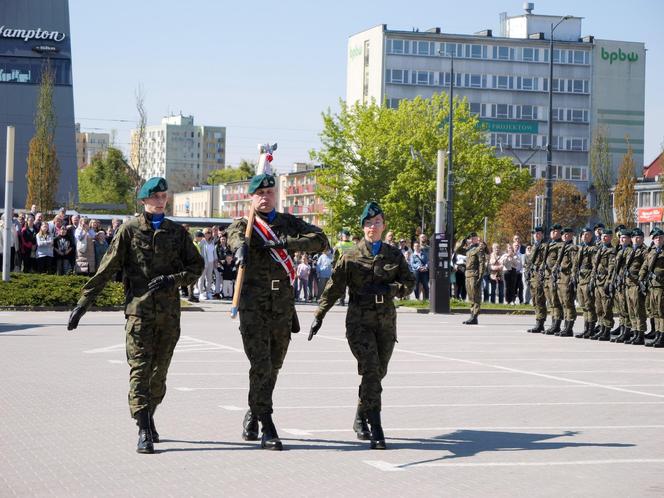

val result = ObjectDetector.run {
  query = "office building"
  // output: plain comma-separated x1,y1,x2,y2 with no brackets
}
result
346,4,646,192
75,123,109,169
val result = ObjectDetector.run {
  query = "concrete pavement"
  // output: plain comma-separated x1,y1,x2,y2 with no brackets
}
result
2,309,664,497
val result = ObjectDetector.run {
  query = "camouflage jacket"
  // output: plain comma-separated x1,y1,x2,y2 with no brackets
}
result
465,244,487,279
623,244,648,286
574,243,597,285
591,243,617,286
227,211,327,312
316,239,415,320
556,241,578,283
544,239,563,276
639,247,664,288
77,213,204,317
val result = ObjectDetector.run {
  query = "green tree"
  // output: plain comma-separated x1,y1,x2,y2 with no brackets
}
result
26,61,60,211
613,139,637,226
311,95,531,238
207,161,256,185
589,126,613,226
78,147,134,213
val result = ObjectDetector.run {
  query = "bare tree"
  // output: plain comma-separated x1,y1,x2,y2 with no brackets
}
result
128,86,147,211
589,126,613,226
613,138,637,226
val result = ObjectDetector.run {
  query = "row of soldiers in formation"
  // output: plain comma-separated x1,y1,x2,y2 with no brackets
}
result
523,223,664,346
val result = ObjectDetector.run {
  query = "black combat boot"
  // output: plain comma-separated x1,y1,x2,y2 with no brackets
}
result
259,414,283,451
136,409,154,454
629,330,645,345
545,319,561,335
650,318,656,335
597,325,611,341
554,321,567,336
616,327,631,344
150,407,159,443
590,325,605,340
559,320,574,337
367,409,386,450
528,319,545,333
610,325,624,342
242,409,259,441
575,322,589,338
353,406,370,441
652,332,664,348
584,322,596,339
645,332,660,347
463,314,478,325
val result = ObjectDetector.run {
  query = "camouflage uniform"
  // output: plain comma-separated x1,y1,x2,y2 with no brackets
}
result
640,247,664,335
575,242,597,326
612,244,632,330
76,213,204,417
555,240,578,325
592,243,617,331
227,212,327,416
315,240,415,413
528,240,548,322
465,243,487,317
544,238,564,330
625,243,648,334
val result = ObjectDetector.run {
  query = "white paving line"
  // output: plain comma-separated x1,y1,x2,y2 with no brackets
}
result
315,334,664,399
175,384,602,392
282,425,664,436
219,401,664,411
86,335,242,354
364,458,664,471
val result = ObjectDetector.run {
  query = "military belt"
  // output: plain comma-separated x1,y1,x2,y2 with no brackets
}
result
349,294,389,306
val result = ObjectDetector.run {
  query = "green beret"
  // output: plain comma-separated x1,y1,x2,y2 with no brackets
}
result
619,228,633,237
550,223,562,230
138,177,168,200
652,228,664,238
614,224,625,234
582,226,594,233
340,228,350,236
248,173,276,194
562,227,574,234
467,231,478,238
360,201,384,227
632,228,644,237
593,223,605,230
531,226,544,233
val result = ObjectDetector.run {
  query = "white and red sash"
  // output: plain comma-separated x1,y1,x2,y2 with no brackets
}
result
252,215,296,285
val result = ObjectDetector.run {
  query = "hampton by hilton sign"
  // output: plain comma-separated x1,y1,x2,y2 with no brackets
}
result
0,25,66,42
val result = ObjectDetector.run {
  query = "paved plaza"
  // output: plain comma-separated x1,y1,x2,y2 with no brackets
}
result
2,305,664,497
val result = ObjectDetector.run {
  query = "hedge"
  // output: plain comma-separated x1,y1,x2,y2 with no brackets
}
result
0,273,124,307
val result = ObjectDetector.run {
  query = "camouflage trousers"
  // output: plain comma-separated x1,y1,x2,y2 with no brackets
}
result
545,277,563,320
239,307,292,416
650,287,664,332
577,281,596,323
556,279,577,321
594,283,614,328
465,276,481,316
614,286,630,327
125,314,181,418
626,284,647,332
346,304,397,413
530,277,547,320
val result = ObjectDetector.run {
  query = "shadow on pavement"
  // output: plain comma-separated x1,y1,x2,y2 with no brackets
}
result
156,437,368,452
0,323,47,333
156,439,257,453
389,429,635,468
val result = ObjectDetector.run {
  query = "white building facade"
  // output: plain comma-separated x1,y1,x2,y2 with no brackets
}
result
346,5,645,193
75,123,110,169
131,114,226,195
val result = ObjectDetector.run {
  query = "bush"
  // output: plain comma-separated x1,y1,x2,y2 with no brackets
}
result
0,273,124,307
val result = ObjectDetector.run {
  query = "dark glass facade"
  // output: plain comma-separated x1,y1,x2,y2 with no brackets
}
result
0,0,76,208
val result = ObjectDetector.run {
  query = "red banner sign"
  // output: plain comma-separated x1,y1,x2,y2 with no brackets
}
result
638,207,664,223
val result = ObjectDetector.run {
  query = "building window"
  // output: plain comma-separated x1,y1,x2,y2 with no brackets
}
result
522,47,539,62
386,98,401,109
491,133,511,147
387,39,409,54
566,138,587,151
442,42,461,57
467,44,486,59
494,75,512,89
416,41,434,55
414,71,434,85
469,102,481,115
493,104,511,119
515,134,534,148
639,192,652,207
518,105,537,120
654,191,663,207
494,46,513,60
385,69,408,84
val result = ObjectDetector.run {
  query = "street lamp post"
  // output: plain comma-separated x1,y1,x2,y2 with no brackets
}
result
545,16,572,231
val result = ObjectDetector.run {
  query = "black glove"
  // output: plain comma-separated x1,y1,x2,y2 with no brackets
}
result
604,283,613,295
260,237,287,251
67,306,86,331
360,283,391,295
234,243,248,268
639,280,648,295
147,274,176,292
308,316,323,341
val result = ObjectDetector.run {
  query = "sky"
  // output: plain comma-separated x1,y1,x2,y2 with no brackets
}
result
70,0,664,173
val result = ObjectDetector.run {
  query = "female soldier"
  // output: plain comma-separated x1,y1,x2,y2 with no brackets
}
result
309,202,415,449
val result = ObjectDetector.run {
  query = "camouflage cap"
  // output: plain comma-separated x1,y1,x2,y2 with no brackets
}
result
360,201,384,227
248,173,276,194
138,177,168,200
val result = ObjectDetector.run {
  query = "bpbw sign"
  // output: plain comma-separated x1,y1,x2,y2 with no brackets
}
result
601,47,638,65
